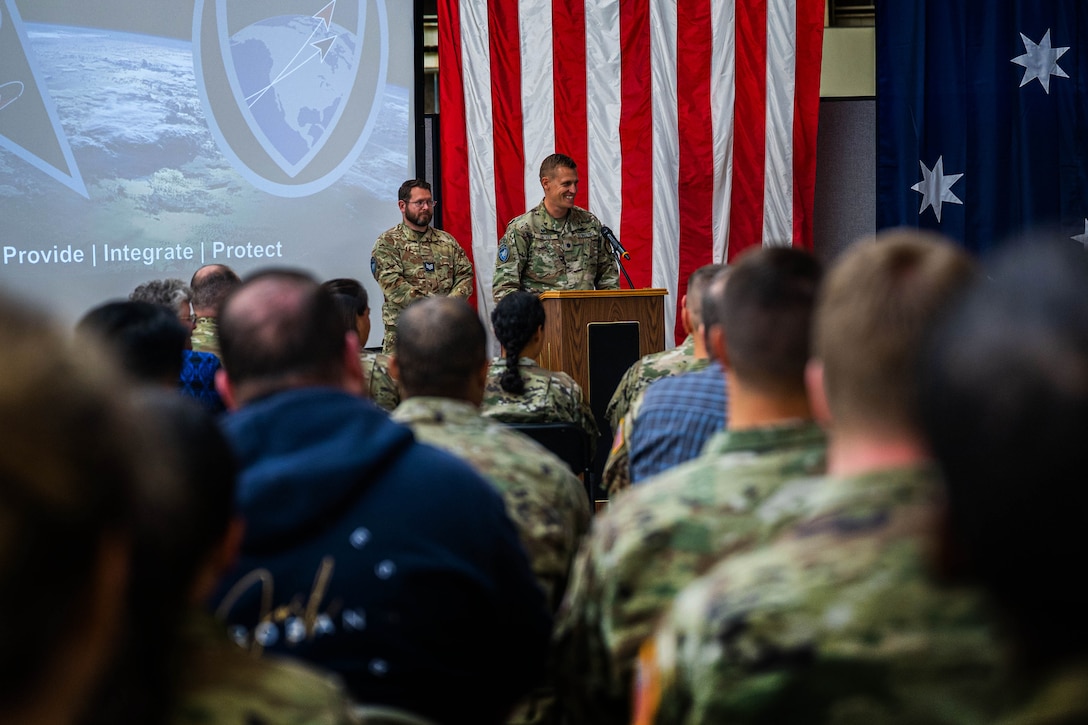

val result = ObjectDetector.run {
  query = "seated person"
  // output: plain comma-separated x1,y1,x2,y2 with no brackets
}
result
322,278,400,412
480,290,598,455
0,292,141,725
77,300,189,388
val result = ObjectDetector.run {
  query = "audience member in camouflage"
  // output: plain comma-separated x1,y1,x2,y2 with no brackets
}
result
604,335,704,431
492,154,618,301
173,612,361,725
391,297,588,725
631,232,979,724
483,290,599,456
393,396,589,610
360,351,399,411
189,264,240,358
371,179,473,353
919,240,1088,725
322,279,402,412
637,465,1005,725
554,249,825,725
601,264,724,494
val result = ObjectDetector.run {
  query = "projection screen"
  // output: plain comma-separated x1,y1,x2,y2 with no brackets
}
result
0,0,415,347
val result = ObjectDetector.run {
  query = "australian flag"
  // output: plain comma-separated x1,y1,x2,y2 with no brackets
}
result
877,1,1088,253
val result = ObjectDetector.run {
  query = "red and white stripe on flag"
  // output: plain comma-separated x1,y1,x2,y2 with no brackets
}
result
438,0,824,344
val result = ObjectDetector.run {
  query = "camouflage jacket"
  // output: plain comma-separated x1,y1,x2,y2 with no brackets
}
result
553,421,828,725
359,351,399,412
604,335,705,431
172,611,360,725
996,662,1088,725
190,316,220,358
481,357,600,458
492,202,619,302
638,465,1008,725
391,397,590,611
371,223,474,353
601,339,710,495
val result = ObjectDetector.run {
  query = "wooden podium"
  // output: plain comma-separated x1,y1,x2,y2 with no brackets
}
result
536,288,667,403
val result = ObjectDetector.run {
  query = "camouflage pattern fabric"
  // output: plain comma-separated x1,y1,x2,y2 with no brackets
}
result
190,316,220,358
995,663,1088,725
391,396,590,610
553,421,828,725
637,465,1008,725
359,351,399,412
480,357,600,458
371,223,474,354
172,611,361,725
604,335,705,432
392,397,591,725
492,202,619,302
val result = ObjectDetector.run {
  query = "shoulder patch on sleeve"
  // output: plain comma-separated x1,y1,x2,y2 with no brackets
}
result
370,256,377,277
498,243,510,263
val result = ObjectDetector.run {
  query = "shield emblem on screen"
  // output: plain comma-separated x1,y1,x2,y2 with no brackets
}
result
194,0,388,196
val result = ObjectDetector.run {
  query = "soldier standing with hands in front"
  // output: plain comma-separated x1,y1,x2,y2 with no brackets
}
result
371,179,474,353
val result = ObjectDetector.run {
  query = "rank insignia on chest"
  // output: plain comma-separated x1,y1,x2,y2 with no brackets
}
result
498,243,510,263
424,261,435,272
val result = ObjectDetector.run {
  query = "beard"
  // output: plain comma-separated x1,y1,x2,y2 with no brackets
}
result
405,207,432,228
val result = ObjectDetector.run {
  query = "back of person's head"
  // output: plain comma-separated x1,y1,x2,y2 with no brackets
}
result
919,239,1088,664
0,293,144,721
77,300,188,385
129,278,192,309
85,389,238,725
218,270,347,401
685,263,727,330
190,265,241,316
490,291,546,395
539,152,576,179
396,297,487,399
716,247,821,395
321,278,369,311
814,229,974,434
321,278,370,347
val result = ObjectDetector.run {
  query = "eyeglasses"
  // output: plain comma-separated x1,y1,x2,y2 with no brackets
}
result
407,199,438,209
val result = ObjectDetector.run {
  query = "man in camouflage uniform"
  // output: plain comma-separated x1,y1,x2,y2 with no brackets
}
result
189,263,241,358
371,179,474,353
601,264,723,494
553,247,827,725
635,232,992,724
391,296,590,725
390,297,589,609
492,154,619,302
917,240,1088,725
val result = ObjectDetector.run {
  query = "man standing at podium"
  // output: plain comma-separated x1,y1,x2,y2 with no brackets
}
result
492,154,620,302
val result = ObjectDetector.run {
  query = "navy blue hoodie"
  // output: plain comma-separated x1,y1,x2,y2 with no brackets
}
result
212,387,551,723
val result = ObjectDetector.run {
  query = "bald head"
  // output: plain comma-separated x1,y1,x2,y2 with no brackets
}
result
218,270,350,404
190,264,241,317
395,297,487,401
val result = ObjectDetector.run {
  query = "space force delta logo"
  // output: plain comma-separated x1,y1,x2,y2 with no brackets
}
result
194,0,388,197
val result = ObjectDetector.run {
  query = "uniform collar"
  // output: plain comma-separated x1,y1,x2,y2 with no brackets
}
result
399,222,433,241
393,396,479,425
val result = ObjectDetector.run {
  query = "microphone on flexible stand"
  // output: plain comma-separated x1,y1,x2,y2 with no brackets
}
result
602,225,634,288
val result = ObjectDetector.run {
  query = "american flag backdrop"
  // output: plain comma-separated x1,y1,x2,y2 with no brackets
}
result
877,1,1088,253
437,0,824,343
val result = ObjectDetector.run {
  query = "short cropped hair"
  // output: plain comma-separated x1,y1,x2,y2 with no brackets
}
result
814,229,974,433
396,297,487,398
77,300,188,383
130,278,192,309
218,269,346,390
718,247,821,395
190,266,241,314
685,263,727,330
919,239,1088,661
0,294,144,709
539,153,576,179
398,179,432,202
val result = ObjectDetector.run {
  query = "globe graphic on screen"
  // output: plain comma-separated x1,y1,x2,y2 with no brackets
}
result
229,14,359,170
